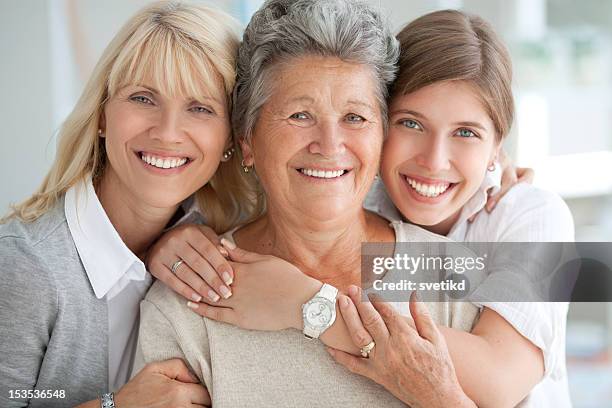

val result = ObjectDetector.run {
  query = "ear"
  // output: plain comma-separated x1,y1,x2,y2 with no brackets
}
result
240,138,254,166
98,113,106,138
490,140,502,165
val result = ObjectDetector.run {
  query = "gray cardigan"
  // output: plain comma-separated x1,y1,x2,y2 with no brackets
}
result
0,197,108,407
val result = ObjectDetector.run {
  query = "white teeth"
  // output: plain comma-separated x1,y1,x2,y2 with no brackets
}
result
140,153,189,169
300,168,346,179
406,177,450,198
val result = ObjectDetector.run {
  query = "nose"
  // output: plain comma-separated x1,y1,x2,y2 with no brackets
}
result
308,120,345,157
150,107,185,144
415,133,451,173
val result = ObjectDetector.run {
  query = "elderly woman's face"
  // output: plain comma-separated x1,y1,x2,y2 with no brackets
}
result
244,56,383,221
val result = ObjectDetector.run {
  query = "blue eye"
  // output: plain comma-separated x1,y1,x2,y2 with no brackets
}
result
400,119,422,130
290,112,309,120
130,95,154,105
346,113,365,123
456,128,477,138
189,106,213,114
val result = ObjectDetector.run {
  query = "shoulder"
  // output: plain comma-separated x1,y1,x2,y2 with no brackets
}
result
0,202,69,299
0,198,68,248
472,183,574,241
142,280,204,331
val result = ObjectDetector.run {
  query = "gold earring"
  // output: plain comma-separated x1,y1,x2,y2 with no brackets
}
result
241,159,250,173
222,147,235,161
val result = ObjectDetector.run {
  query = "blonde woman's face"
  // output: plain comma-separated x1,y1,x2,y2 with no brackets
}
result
381,81,500,234
101,83,230,208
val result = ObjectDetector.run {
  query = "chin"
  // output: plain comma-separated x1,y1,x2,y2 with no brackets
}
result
301,199,359,221
139,190,192,209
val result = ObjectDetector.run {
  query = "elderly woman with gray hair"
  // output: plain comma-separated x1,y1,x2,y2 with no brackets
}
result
136,0,477,406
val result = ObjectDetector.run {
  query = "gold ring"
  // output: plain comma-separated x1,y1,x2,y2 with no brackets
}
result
360,341,375,358
170,259,184,274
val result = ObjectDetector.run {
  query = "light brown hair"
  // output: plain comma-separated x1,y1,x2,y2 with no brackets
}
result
392,9,514,141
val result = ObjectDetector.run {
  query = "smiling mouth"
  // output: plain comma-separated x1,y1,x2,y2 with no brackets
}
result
138,152,191,169
405,176,456,198
298,168,350,179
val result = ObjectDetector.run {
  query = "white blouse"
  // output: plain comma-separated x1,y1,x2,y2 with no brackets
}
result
364,167,575,408
65,179,153,392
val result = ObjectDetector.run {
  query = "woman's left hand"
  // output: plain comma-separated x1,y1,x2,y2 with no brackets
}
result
185,240,321,331
475,149,534,221
327,287,476,408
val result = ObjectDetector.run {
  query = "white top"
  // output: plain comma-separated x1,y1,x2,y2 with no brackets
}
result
364,169,575,408
65,179,153,392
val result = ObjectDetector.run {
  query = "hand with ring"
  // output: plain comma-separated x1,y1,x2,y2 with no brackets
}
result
327,286,476,408
146,223,235,304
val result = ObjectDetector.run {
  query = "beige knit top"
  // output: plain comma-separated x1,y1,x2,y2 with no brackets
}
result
136,222,479,407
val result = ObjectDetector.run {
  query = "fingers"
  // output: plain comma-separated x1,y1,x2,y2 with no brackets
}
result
326,348,372,379
367,293,405,334
409,291,442,345
148,359,199,383
517,167,535,184
180,382,211,406
186,302,237,326
150,257,204,303
346,286,389,341
220,239,265,263
176,241,232,299
338,294,374,349
172,261,221,303
183,230,234,287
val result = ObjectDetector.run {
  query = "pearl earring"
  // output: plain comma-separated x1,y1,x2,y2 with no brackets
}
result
222,147,235,161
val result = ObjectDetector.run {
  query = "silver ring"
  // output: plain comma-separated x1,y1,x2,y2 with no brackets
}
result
170,259,184,274
360,341,375,358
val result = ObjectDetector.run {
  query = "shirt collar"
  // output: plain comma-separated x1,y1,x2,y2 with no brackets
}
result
65,178,147,299
447,162,502,238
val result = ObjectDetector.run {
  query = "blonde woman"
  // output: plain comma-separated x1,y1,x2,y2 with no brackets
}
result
0,2,254,407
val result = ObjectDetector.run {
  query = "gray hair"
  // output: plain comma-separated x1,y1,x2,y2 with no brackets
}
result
233,0,399,143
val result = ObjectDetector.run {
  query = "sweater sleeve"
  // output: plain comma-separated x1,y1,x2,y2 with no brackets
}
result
137,283,214,395
0,236,58,407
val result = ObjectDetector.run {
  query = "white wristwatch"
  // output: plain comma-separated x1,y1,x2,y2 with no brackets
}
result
302,283,338,339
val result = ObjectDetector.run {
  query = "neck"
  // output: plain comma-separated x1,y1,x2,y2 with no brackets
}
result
237,202,388,289
95,170,178,260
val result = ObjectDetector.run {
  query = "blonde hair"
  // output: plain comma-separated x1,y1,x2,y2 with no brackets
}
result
392,10,514,141
5,1,262,232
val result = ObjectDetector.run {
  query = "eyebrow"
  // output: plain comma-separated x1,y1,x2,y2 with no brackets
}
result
453,121,487,132
390,109,426,119
133,85,223,105
347,99,376,112
286,96,315,104
390,109,488,131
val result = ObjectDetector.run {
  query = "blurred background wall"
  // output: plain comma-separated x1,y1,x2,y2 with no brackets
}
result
1,0,611,405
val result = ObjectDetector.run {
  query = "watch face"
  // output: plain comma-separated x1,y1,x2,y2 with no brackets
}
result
304,299,333,328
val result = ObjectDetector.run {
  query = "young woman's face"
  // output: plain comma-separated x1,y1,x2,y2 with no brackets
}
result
381,81,500,234
102,83,230,208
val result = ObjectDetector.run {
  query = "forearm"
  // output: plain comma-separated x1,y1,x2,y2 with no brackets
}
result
439,325,540,408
